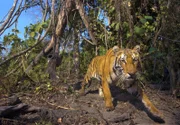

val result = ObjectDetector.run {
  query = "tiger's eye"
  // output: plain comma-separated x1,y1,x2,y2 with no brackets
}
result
120,57,126,62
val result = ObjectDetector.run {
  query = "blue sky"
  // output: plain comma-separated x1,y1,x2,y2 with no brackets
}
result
0,1,40,41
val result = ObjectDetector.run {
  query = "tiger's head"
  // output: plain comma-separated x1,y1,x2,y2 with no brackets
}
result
112,45,140,85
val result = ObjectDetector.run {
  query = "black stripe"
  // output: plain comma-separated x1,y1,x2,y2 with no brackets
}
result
114,56,118,67
113,67,118,76
113,57,118,76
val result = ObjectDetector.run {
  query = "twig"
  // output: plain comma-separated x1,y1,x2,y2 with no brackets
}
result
82,36,96,45
5,0,23,30
0,0,39,35
5,62,22,77
153,26,162,47
75,0,97,45
42,98,75,110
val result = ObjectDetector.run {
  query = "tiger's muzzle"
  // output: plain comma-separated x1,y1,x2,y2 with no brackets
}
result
123,73,136,88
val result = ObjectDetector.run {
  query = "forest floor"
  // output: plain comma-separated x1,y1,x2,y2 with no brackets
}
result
0,80,180,125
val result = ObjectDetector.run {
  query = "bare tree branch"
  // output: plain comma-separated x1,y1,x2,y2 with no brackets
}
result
4,0,24,32
0,0,40,35
75,0,97,45
153,26,162,47
82,36,95,45
0,0,18,34
42,0,49,22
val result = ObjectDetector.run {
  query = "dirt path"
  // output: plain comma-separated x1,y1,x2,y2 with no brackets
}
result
0,83,180,125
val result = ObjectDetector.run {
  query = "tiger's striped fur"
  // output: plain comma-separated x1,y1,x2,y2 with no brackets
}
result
80,45,163,121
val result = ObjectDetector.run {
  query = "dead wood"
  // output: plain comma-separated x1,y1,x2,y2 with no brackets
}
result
0,103,28,117
0,95,21,106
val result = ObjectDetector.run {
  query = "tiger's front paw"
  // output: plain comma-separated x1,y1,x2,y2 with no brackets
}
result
106,106,115,112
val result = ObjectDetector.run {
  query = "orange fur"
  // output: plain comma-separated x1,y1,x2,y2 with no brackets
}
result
80,45,163,120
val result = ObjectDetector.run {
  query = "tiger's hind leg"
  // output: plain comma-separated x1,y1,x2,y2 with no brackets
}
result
79,74,92,96
79,81,86,96
126,83,164,123
79,81,89,96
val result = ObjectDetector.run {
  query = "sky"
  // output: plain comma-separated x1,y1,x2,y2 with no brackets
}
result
0,0,41,41
0,0,43,56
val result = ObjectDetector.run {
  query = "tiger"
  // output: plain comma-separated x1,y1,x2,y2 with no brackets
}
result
79,45,164,122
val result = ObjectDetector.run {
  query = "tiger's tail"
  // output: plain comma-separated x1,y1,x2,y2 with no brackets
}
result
127,84,164,122
140,91,164,122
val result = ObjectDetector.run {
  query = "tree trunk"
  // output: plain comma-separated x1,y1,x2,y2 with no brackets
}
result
73,30,80,81
125,1,134,46
47,0,73,80
167,55,180,97
26,0,73,77
115,0,123,48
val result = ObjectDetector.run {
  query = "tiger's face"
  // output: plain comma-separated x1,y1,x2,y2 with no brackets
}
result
113,45,140,84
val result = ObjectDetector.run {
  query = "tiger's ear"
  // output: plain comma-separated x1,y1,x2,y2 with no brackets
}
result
133,45,140,53
113,46,120,54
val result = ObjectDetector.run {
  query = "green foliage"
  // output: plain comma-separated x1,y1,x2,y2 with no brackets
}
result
57,52,74,79
24,20,49,39
3,33,21,46
35,82,53,94
80,49,94,74
134,26,145,35
98,46,106,55
0,20,51,94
